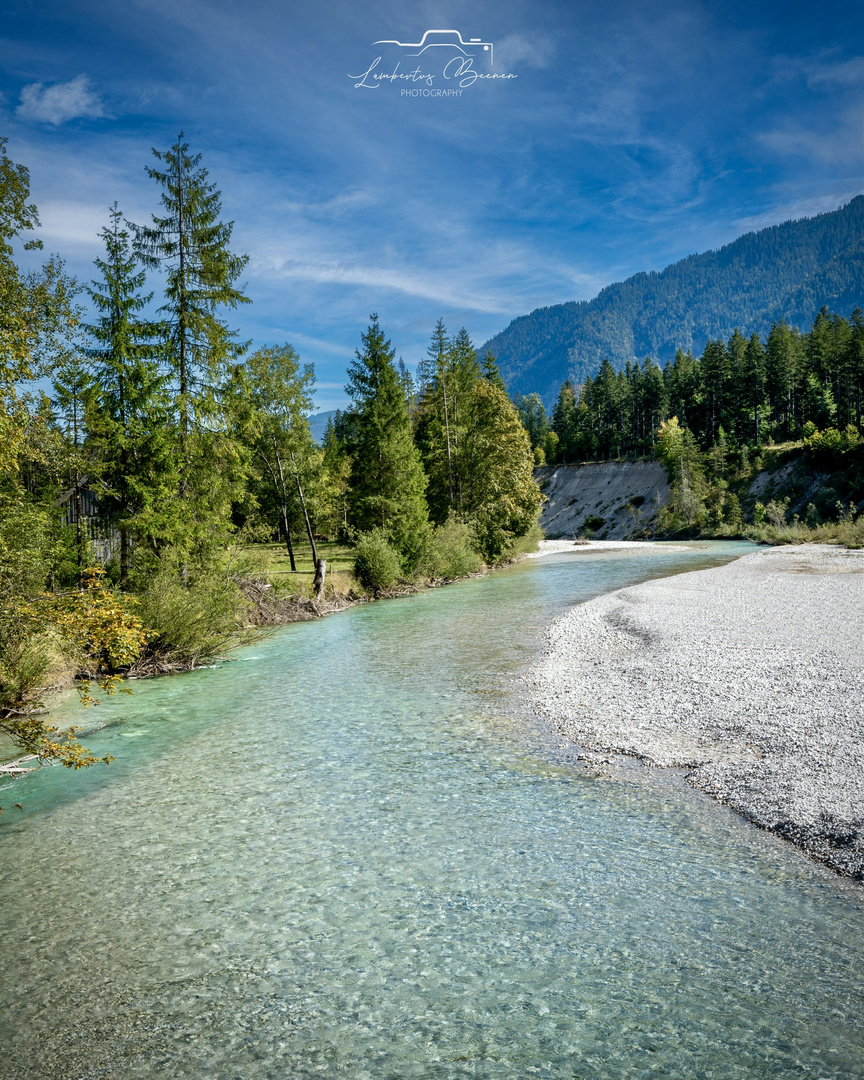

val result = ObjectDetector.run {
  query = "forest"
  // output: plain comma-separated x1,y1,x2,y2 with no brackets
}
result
0,135,541,768
518,310,864,538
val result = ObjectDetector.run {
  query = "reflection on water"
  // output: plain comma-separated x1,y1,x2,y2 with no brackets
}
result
1,542,862,1079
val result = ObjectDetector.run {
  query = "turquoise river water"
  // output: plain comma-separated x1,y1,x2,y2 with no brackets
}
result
0,541,862,1079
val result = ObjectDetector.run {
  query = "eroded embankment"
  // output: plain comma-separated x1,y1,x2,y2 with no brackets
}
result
528,544,864,878
536,461,670,538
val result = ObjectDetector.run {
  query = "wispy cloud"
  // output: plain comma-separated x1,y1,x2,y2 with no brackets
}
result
805,55,864,89
494,33,555,70
735,188,864,232
758,105,864,168
17,75,105,125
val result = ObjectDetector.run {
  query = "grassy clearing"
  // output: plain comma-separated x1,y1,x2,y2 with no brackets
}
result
249,540,358,596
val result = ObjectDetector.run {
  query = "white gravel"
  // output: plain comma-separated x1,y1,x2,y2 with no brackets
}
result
528,544,864,879
526,539,691,556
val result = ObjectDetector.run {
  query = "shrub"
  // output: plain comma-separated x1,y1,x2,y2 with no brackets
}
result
505,521,544,558
765,498,789,529
132,553,249,667
353,528,402,594
421,518,484,580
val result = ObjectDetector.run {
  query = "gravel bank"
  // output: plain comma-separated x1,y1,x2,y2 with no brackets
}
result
528,544,864,879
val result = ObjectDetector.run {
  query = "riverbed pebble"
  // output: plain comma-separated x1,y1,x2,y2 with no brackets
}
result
528,544,864,879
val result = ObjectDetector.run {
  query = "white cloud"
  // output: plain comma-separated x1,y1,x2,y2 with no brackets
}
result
17,75,105,126
735,188,864,232
32,199,112,251
494,33,555,71
758,105,864,168
805,56,864,89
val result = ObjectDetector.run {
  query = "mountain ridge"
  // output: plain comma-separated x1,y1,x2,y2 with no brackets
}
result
481,197,864,405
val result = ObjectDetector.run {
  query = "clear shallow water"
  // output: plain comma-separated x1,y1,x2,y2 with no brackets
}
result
1,542,862,1079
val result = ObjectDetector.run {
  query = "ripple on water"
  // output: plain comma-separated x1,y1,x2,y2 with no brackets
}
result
0,542,862,1079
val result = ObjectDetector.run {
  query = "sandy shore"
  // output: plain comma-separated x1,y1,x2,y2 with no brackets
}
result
528,544,864,879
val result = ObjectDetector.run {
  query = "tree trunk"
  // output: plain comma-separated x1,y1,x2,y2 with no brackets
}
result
280,505,297,572
120,526,129,589
313,558,326,602
290,452,318,567
75,476,83,586
271,440,298,571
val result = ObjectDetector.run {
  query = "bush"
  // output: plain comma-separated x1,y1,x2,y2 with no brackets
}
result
421,518,484,580
132,553,249,667
353,529,402,594
505,521,544,558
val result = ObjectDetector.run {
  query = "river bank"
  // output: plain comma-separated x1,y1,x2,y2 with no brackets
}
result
528,543,864,879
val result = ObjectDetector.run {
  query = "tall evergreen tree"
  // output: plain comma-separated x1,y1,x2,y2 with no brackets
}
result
765,322,803,437
344,315,429,565
86,204,171,584
132,133,250,436
741,333,767,446
132,134,252,571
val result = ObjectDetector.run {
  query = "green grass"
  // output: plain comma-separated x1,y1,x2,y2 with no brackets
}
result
251,540,356,582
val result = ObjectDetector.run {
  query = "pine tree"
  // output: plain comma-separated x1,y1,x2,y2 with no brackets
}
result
550,380,577,462
344,315,429,565
132,134,252,571
847,309,864,430
132,133,250,437
741,333,766,447
86,205,171,584
765,322,803,437
480,350,507,392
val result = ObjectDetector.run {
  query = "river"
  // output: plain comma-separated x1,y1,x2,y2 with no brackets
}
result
1,541,862,1079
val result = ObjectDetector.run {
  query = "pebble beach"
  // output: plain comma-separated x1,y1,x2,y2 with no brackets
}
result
529,543,864,879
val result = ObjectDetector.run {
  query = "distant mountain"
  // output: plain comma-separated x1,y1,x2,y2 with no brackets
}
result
308,409,336,444
481,197,864,405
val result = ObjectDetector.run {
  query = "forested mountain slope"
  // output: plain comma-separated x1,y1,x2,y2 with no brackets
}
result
483,197,864,404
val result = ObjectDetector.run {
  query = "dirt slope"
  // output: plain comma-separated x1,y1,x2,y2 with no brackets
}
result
537,461,670,539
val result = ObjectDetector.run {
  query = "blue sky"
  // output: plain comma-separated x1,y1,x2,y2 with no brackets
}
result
2,0,862,410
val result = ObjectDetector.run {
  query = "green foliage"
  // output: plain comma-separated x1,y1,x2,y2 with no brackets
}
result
516,392,549,451
421,517,484,580
131,551,248,667
462,379,544,563
344,315,430,566
1,568,150,768
86,203,170,584
234,344,321,564
655,417,708,531
505,521,544,558
353,528,402,594
804,423,861,459
133,133,250,433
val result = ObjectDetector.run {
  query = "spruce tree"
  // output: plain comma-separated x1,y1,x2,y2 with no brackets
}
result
741,333,766,446
344,315,429,565
132,134,251,570
87,205,172,584
132,133,250,436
